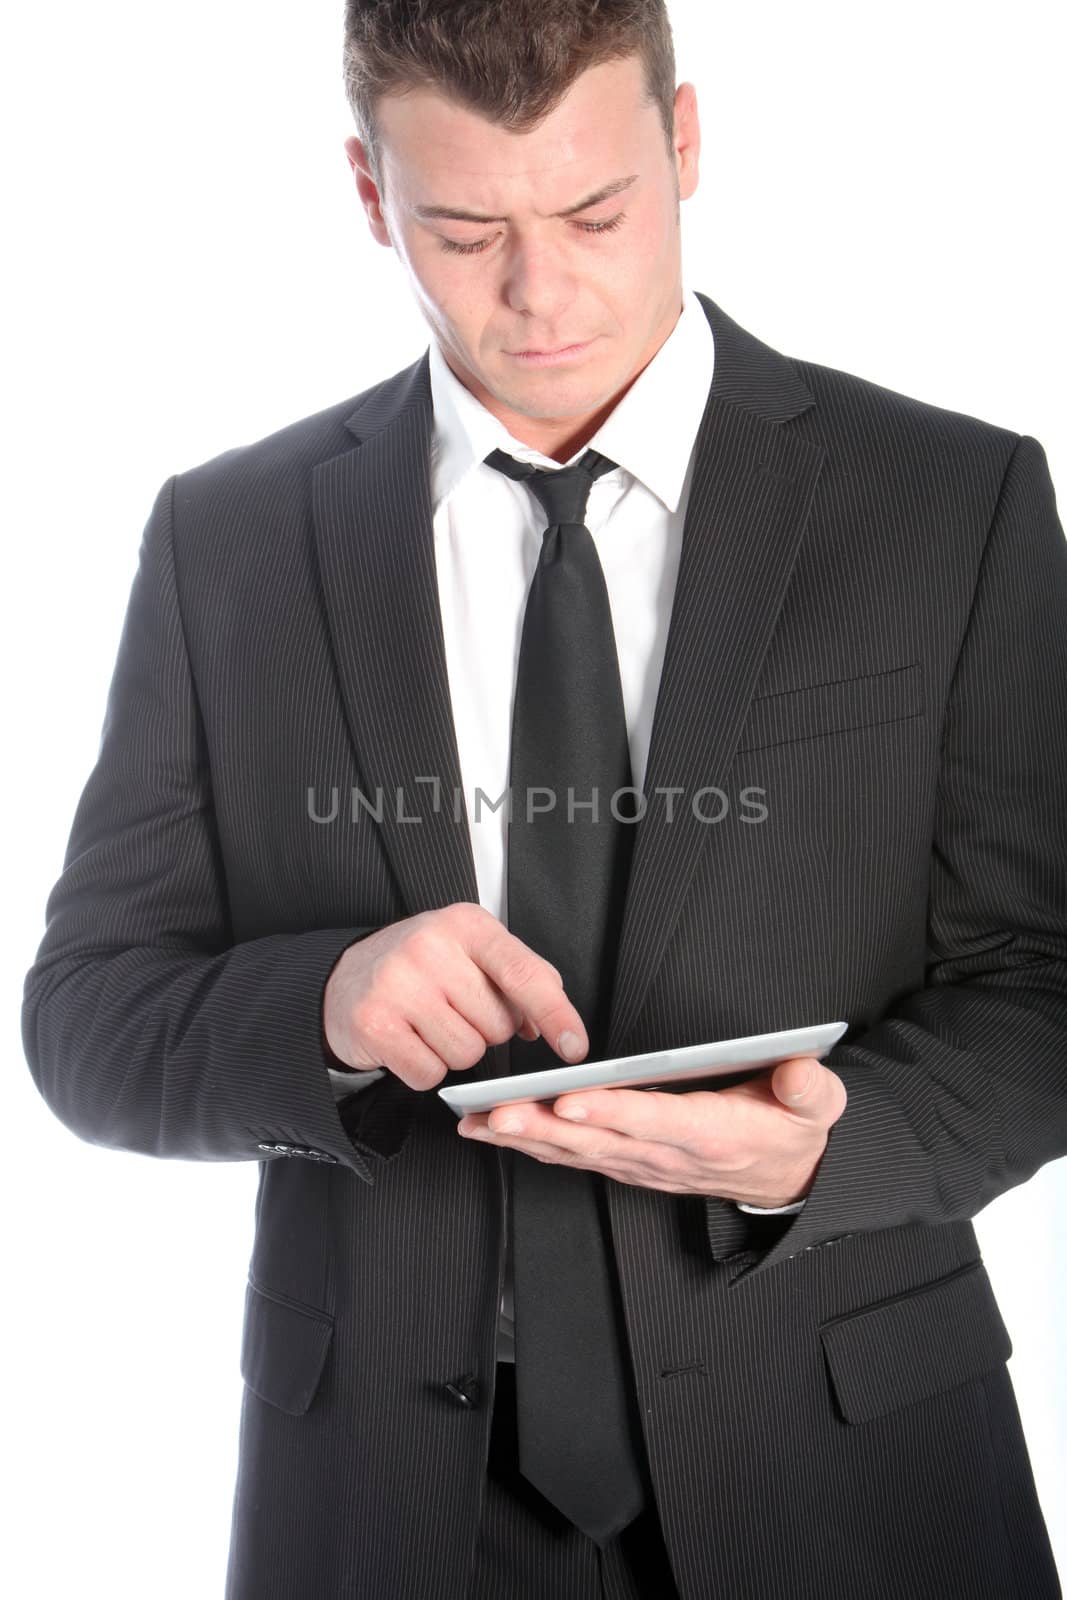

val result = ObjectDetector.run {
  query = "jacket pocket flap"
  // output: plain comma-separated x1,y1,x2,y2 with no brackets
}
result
818,1260,1011,1426
239,1279,334,1416
737,661,923,751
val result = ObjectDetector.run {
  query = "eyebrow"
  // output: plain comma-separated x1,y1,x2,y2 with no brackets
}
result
412,174,639,224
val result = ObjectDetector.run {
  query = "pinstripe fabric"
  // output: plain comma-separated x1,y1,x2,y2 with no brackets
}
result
467,1359,677,1598
21,292,1065,1598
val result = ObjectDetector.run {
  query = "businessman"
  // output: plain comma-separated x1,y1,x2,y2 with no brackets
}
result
22,2,1067,1596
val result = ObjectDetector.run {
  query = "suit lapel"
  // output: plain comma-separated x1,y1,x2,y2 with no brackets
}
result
311,360,480,923
605,315,827,1050
311,295,826,1055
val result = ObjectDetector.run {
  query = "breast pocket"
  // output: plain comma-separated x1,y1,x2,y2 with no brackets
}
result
736,661,924,753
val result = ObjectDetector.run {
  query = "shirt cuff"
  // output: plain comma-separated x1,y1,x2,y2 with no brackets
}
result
327,1065,386,1100
736,1198,807,1214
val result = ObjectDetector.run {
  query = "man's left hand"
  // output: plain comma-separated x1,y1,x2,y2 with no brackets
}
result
456,1055,848,1207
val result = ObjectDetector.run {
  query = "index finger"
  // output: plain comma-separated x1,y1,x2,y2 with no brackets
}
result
470,923,588,1062
553,1087,686,1141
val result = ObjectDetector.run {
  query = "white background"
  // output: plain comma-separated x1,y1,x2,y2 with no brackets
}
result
3,1,1064,1593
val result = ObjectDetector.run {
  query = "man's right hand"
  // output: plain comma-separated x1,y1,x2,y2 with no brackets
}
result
322,902,589,1091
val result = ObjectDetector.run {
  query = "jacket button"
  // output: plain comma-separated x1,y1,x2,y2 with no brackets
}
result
443,1374,481,1408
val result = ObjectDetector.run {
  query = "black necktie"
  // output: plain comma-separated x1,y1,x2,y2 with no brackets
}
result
484,444,647,1545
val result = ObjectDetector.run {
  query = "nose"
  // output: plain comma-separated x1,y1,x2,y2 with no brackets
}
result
502,236,577,330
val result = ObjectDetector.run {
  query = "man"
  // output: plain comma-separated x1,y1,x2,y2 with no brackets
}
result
22,1,1066,1596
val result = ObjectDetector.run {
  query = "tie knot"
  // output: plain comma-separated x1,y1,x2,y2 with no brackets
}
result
485,446,618,529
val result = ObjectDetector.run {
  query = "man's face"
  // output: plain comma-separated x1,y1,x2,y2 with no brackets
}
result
345,53,700,458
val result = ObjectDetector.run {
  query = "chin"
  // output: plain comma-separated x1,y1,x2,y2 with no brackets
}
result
501,377,601,412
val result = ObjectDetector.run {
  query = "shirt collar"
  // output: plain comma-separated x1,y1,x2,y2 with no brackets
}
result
427,282,715,516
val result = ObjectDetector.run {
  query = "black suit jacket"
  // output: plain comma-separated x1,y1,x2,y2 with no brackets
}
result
22,293,1066,1598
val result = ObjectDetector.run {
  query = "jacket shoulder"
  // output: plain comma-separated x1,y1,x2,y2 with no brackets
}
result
696,291,1023,469
790,350,1022,462
170,351,426,510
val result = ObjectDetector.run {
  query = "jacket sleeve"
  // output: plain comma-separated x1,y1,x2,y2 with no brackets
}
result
21,474,415,1184
721,432,1067,1284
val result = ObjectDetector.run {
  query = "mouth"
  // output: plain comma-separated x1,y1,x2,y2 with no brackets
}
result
506,339,595,367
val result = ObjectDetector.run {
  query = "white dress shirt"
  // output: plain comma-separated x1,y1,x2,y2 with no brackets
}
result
332,284,804,1365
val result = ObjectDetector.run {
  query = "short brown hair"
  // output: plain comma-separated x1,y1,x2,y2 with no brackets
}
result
343,0,678,197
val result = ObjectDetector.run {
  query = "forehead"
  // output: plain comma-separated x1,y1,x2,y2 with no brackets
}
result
375,54,657,202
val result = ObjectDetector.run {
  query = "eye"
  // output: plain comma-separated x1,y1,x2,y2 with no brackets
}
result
439,212,627,256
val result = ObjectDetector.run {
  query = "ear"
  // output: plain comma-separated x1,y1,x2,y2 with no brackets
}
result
344,135,392,249
672,82,701,202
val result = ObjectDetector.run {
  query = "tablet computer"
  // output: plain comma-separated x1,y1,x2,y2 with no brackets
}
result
436,1019,848,1116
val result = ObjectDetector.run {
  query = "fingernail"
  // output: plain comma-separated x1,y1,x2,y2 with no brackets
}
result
556,1102,587,1120
495,1114,523,1133
786,1062,815,1102
558,1030,582,1060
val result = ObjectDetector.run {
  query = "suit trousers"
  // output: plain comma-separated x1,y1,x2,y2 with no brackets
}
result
466,1359,682,1600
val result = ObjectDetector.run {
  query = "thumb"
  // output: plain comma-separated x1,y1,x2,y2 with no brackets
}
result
771,1054,821,1112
